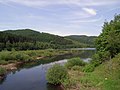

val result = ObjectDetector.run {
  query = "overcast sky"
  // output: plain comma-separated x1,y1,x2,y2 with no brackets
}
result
0,0,120,36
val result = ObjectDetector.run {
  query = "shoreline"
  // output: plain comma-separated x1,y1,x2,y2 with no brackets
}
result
0,62,23,80
0,56,45,79
0,62,23,71
0,53,70,79
0,52,73,71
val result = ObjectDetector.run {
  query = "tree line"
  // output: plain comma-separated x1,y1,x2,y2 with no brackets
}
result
0,29,87,51
92,14,120,65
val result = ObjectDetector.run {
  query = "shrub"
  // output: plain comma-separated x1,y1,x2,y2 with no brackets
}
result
91,51,111,67
90,59,101,67
97,51,110,61
65,57,86,69
82,64,95,72
27,51,37,57
0,67,6,75
15,53,30,61
46,64,68,85
0,51,10,60
71,66,81,71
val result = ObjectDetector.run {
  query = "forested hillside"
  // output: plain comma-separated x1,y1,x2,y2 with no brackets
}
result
0,29,95,51
65,35,97,47
4,29,72,45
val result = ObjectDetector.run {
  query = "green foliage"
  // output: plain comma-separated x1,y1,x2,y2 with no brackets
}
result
0,51,31,62
91,51,111,66
0,29,82,51
0,67,6,75
96,14,120,59
71,66,81,71
46,64,68,85
15,53,30,61
0,49,69,64
65,35,97,47
62,77,77,88
5,29,73,45
65,57,86,69
0,51,9,60
82,64,95,72
80,53,120,90
0,29,95,51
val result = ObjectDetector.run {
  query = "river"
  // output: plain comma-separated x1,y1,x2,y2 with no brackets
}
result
0,49,95,90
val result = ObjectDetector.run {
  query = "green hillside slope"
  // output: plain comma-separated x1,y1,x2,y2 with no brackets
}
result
65,35,97,47
4,29,73,45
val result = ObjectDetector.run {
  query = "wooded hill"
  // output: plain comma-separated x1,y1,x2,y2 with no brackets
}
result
0,29,96,51
65,35,97,47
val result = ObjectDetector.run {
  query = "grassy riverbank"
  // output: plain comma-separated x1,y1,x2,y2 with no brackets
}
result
0,49,73,75
64,53,120,90
0,49,71,65
0,49,94,78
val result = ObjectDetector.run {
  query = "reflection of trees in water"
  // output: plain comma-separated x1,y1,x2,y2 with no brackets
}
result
78,50,95,58
17,50,95,69
0,68,22,85
0,75,7,84
19,53,74,69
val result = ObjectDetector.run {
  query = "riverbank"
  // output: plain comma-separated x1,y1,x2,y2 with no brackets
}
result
0,49,72,78
64,53,120,90
0,49,70,64
0,49,88,79
0,62,22,71
0,49,95,90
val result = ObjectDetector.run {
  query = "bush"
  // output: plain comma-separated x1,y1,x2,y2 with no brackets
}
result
90,59,101,67
91,51,111,67
71,66,81,71
65,57,86,69
15,53,30,61
46,64,68,85
0,51,10,60
0,67,6,75
82,64,95,72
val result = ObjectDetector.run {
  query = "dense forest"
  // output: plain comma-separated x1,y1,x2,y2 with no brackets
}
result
0,29,96,51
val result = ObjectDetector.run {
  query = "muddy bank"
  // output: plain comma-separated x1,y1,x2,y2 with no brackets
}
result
0,62,23,80
0,62,23,71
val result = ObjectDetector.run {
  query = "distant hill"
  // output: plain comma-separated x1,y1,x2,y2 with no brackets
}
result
4,29,73,45
0,29,96,51
0,31,33,43
65,35,97,47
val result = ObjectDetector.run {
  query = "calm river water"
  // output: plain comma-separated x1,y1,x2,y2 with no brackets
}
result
0,49,95,90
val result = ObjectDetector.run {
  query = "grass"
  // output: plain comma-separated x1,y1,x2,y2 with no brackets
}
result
0,49,70,65
64,53,120,90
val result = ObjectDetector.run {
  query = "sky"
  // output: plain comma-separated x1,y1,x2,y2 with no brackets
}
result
0,0,120,36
